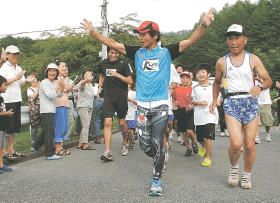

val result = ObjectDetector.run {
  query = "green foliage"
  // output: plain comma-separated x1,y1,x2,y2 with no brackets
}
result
0,0,279,101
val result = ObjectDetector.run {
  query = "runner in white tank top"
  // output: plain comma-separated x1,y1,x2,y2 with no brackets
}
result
224,51,254,97
210,24,272,190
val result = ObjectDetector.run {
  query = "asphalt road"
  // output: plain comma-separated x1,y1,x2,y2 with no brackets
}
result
0,127,280,202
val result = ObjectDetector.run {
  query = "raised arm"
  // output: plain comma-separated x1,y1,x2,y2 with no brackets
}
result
80,19,126,55
179,8,214,53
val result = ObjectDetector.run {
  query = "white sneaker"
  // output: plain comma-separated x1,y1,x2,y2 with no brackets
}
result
177,135,183,144
46,155,62,161
228,166,239,187
225,129,229,137
121,145,128,156
265,134,271,142
241,173,252,189
255,136,261,144
220,132,225,137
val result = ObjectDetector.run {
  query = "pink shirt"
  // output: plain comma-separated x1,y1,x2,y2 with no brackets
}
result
56,93,69,107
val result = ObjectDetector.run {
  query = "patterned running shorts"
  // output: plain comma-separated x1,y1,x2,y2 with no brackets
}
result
223,97,259,124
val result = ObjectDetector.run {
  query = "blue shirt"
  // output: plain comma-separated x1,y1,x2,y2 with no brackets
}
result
125,43,180,102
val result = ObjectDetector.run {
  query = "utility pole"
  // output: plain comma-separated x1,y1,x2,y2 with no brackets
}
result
100,0,109,60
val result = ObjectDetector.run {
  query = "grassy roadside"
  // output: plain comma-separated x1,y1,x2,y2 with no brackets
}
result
14,117,119,153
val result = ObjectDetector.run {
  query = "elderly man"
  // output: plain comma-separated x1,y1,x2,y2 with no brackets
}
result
0,45,32,159
211,24,272,189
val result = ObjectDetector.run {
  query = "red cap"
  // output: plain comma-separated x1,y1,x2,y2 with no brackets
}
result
133,21,160,33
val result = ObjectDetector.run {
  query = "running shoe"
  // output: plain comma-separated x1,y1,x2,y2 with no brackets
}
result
149,179,163,196
220,132,225,137
225,129,229,137
255,135,261,144
46,155,62,161
241,173,252,189
228,166,239,187
201,158,212,167
121,145,129,156
184,149,192,157
101,152,113,162
192,143,199,154
198,146,206,157
177,134,183,144
265,134,271,142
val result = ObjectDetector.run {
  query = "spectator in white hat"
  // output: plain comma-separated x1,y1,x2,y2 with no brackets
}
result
0,45,33,160
32,63,65,160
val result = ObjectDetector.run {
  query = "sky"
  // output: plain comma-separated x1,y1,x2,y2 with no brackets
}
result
0,0,259,38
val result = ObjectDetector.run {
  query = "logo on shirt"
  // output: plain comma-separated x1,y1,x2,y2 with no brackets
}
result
142,60,159,72
106,69,116,76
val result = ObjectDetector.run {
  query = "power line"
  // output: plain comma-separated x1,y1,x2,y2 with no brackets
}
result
0,26,84,37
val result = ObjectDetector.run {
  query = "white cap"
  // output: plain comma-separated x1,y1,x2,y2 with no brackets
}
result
45,63,58,72
5,45,20,53
226,24,245,36
180,71,193,79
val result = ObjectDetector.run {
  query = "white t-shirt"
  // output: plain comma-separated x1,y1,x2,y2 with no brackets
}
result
192,83,219,125
27,86,39,98
126,90,137,120
0,61,25,103
256,81,272,105
93,84,99,97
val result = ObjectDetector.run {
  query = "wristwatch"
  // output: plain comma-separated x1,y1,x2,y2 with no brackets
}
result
257,85,263,91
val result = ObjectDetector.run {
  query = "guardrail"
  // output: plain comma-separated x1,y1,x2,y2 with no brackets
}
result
21,106,30,125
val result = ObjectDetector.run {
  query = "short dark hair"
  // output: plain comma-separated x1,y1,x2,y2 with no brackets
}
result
29,72,39,81
55,59,66,66
45,69,59,79
176,64,184,69
82,69,93,79
0,75,7,87
196,63,211,74
148,30,161,42
107,46,119,53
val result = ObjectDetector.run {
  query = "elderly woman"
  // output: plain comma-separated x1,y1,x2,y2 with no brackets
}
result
27,72,41,145
75,69,96,150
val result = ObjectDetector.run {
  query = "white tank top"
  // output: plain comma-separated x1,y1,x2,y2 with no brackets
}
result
224,51,254,97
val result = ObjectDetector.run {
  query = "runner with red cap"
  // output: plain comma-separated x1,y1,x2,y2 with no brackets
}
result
81,8,214,196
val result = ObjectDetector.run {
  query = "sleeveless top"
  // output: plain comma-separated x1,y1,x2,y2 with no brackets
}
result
224,51,254,97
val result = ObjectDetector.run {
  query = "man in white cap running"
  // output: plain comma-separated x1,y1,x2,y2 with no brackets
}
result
210,24,272,189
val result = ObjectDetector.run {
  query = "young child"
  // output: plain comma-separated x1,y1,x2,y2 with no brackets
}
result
192,64,221,167
0,75,13,173
125,83,137,153
173,71,198,157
